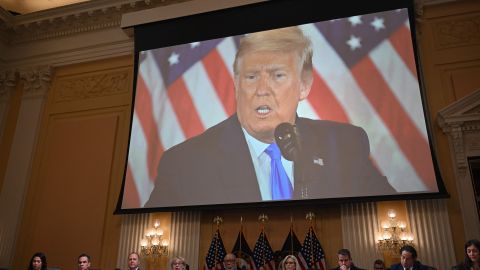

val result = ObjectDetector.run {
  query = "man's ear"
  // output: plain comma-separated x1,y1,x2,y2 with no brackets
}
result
233,77,240,98
299,74,313,101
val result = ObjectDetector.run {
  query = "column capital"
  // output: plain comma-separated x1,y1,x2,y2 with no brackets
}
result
19,66,53,98
0,69,17,101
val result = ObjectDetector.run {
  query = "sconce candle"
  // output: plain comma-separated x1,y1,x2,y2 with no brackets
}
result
377,209,414,254
140,219,169,258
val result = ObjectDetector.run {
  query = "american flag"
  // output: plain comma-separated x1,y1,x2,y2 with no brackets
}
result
204,229,227,270
252,230,276,270
122,8,437,209
299,226,326,270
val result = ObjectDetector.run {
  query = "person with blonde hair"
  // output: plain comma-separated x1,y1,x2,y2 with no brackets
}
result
171,256,188,270
280,255,301,270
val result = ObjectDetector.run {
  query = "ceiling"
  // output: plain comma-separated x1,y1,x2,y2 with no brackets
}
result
0,0,90,15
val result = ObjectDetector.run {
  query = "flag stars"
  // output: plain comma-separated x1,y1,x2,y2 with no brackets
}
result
168,52,180,66
348,16,362,26
371,17,386,31
346,35,361,51
190,42,200,48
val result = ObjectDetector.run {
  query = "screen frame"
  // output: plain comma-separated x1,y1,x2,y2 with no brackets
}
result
115,0,449,214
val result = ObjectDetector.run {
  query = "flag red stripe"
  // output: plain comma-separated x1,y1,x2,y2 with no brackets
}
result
124,165,141,208
135,75,164,181
389,25,417,78
203,49,237,116
308,72,350,123
168,78,205,139
352,58,436,190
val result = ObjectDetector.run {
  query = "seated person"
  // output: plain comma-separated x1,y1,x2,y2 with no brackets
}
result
390,245,436,270
332,249,365,270
452,239,479,270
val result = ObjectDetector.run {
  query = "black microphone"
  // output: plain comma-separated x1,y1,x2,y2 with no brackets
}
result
274,122,301,161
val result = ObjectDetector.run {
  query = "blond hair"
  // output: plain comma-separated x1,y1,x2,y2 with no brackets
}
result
233,26,313,82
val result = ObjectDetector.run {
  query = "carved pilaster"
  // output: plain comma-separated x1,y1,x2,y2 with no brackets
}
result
437,89,480,239
450,124,467,178
0,70,16,101
19,66,53,98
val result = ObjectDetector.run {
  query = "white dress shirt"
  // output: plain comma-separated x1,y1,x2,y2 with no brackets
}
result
242,128,294,200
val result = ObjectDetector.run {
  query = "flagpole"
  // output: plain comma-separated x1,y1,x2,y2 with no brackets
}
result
290,215,294,255
214,216,223,268
306,212,315,268
259,214,268,268
239,216,243,260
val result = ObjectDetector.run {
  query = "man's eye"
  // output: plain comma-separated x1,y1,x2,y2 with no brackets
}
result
274,72,287,79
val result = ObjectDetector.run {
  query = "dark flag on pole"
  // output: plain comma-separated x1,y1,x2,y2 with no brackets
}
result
280,227,303,255
232,230,255,270
204,229,227,270
300,226,326,270
280,226,309,270
252,230,276,270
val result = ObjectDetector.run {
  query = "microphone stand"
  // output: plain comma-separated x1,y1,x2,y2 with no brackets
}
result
292,125,308,199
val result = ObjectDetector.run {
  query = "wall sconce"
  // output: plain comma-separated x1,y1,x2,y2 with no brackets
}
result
377,209,414,254
140,219,169,258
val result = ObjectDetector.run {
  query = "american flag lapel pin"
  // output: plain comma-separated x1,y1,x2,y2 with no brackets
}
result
313,157,324,166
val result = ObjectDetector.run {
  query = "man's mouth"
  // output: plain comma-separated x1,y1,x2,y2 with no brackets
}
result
256,105,271,115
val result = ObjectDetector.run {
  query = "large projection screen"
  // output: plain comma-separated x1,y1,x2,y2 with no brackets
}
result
116,0,447,212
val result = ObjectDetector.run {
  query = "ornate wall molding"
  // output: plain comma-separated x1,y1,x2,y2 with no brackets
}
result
433,14,480,49
0,0,190,44
437,89,480,240
55,69,130,102
19,66,52,98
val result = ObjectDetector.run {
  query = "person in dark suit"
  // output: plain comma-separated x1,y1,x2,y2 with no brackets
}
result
332,249,365,270
390,245,436,270
77,253,91,270
127,252,141,270
222,253,247,270
145,26,396,208
373,259,390,270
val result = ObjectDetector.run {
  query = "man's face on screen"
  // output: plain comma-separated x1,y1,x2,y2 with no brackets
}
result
235,50,310,143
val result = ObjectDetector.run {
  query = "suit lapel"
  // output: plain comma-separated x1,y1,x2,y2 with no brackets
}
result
293,118,330,199
217,115,262,201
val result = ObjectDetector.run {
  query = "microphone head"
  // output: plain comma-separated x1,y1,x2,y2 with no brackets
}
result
274,122,300,161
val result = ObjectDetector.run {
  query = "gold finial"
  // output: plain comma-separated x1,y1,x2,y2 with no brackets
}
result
213,216,223,225
258,214,268,223
306,212,315,221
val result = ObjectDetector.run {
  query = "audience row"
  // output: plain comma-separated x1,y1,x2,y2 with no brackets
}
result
27,239,479,270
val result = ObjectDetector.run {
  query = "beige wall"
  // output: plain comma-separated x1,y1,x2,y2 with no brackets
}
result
9,56,133,270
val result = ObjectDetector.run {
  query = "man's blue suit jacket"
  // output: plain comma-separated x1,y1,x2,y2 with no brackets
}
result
390,262,437,270
145,114,396,208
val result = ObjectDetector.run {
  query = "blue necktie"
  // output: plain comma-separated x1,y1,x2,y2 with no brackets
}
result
265,143,293,200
